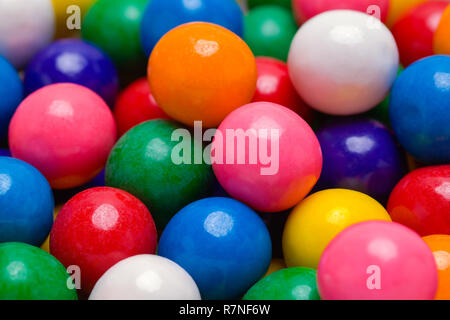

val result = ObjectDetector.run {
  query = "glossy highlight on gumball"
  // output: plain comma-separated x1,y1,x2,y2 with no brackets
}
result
423,235,450,300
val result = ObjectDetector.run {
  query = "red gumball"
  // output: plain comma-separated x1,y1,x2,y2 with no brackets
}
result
50,187,158,297
113,78,169,136
387,165,450,236
253,57,314,123
392,1,449,67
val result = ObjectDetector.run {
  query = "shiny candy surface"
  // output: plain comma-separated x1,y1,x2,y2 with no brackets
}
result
283,189,391,269
148,22,257,128
288,10,399,115
0,242,77,300
50,187,158,296
389,55,450,163
158,197,272,300
387,166,450,236
9,83,117,189
434,4,450,55
212,102,322,212
89,255,201,300
24,39,119,106
318,221,438,300
423,235,450,300
140,0,244,56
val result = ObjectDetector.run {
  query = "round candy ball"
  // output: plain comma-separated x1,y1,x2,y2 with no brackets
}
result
0,242,77,300
113,77,169,137
158,197,272,300
148,22,257,128
318,221,438,300
386,0,428,28
0,157,54,246
292,0,389,25
50,187,158,296
106,119,214,230
212,102,322,212
0,148,11,157
141,0,244,56
52,0,96,39
389,55,450,163
316,118,406,204
434,4,450,55
0,0,55,68
391,1,449,67
0,55,23,139
82,0,148,71
283,189,391,269
247,0,291,10
288,10,399,115
24,39,119,106
89,255,201,300
423,235,450,300
244,267,319,300
387,166,450,236
253,57,313,123
9,83,117,189
244,5,297,61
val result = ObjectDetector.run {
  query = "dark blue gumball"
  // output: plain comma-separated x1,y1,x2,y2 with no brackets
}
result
24,39,119,106
0,157,54,246
0,149,11,157
140,0,244,56
158,197,272,300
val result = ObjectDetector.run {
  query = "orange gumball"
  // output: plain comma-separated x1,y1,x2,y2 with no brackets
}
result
148,22,257,127
423,235,450,300
434,4,450,55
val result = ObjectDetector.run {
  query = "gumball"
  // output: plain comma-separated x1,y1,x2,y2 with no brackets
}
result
392,1,449,67
82,0,148,71
247,0,292,9
212,102,322,212
318,221,438,300
0,55,23,139
292,0,389,25
244,6,297,61
0,157,54,246
265,259,286,277
387,166,450,236
148,22,257,128
140,0,244,56
0,0,55,68
106,120,214,230
386,0,428,28
253,57,313,123
243,267,320,300
114,78,169,136
423,235,450,300
158,197,272,300
0,148,10,157
89,255,201,300
24,39,119,106
389,55,450,163
52,0,96,38
288,10,399,115
0,242,77,300
9,83,117,189
50,187,158,296
283,189,391,269
316,118,406,204
434,4,450,55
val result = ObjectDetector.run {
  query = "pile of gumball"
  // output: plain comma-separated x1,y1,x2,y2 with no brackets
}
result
0,0,449,301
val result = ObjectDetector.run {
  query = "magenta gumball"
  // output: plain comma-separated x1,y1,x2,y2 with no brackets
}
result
212,102,322,212
9,83,117,189
318,221,438,300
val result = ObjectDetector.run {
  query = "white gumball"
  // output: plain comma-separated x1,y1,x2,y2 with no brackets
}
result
288,10,399,115
89,255,201,300
0,0,55,68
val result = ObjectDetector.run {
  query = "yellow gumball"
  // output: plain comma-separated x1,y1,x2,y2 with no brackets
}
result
264,259,286,277
282,189,391,269
386,0,428,28
52,0,96,38
40,204,63,253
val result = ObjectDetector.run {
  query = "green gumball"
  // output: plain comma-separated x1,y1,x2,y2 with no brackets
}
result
243,267,320,300
247,0,292,10
0,242,77,300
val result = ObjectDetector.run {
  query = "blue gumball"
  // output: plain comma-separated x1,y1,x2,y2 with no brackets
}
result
0,157,54,246
0,55,23,140
158,197,272,300
390,55,450,164
140,0,244,56
24,39,119,106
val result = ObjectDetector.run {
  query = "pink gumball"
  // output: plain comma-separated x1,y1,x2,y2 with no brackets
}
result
318,221,438,300
9,83,117,189
212,102,322,212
